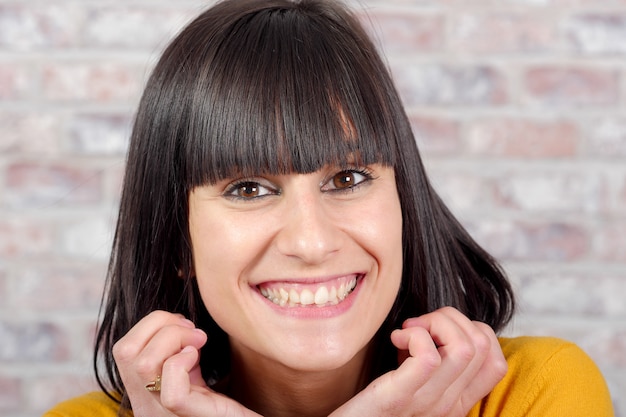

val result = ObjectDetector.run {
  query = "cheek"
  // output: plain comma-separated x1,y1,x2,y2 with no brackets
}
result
359,195,403,258
190,215,271,283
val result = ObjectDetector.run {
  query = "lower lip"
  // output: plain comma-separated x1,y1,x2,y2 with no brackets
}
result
255,277,363,319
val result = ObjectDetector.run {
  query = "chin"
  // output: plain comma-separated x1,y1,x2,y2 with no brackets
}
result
267,335,371,374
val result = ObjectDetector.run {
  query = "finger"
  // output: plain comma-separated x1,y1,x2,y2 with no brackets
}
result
447,321,507,405
404,308,476,378
387,326,442,399
403,307,472,349
135,325,207,381
398,307,490,411
408,309,506,414
161,346,262,417
160,345,200,407
328,327,440,417
113,310,196,364
428,310,503,398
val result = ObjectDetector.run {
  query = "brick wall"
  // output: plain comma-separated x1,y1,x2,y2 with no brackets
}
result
1,0,624,416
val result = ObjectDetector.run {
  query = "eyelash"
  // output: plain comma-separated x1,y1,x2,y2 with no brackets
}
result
324,168,375,194
222,167,376,201
223,178,279,201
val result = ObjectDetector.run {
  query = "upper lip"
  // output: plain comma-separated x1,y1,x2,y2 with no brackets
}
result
253,273,363,286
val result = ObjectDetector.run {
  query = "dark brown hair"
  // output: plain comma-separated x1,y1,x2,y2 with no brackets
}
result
94,0,515,410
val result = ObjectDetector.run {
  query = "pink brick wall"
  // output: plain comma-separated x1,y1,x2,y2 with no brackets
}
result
1,0,625,415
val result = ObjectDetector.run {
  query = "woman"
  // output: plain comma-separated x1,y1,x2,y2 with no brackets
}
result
46,0,614,416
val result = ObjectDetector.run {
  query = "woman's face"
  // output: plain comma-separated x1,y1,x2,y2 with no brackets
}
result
188,163,403,372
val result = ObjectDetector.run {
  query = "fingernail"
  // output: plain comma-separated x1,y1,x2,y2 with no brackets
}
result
181,345,195,354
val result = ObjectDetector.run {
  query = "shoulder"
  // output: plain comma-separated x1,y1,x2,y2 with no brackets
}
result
43,391,126,417
469,336,615,417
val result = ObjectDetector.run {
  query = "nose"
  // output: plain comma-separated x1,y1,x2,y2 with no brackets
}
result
274,190,343,265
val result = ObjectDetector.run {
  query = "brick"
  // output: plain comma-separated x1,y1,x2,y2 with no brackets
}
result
622,176,626,209
566,15,626,55
430,172,494,212
0,321,68,363
0,376,21,412
510,320,626,370
0,269,6,307
518,273,626,316
606,377,626,417
0,4,83,50
0,112,63,154
553,0,626,4
4,162,102,208
79,322,100,362
0,218,54,258
67,114,131,155
450,13,556,54
467,220,589,261
585,118,626,157
83,6,199,49
25,374,98,413
567,329,626,370
59,216,114,261
466,119,578,157
0,63,33,100
104,163,126,203
409,115,462,155
361,11,444,53
594,221,626,262
392,63,507,106
41,62,144,103
494,171,604,213
524,67,620,106
9,264,106,311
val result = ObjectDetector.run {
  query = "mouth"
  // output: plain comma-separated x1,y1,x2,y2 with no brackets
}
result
257,274,360,308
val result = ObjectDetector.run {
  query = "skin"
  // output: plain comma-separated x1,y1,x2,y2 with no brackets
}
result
112,164,508,417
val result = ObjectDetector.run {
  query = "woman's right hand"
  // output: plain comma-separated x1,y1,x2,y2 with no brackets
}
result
112,310,262,417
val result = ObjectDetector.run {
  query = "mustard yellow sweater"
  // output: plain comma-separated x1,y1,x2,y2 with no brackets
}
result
45,337,615,417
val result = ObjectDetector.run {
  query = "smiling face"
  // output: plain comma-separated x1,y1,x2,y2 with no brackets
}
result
188,163,403,373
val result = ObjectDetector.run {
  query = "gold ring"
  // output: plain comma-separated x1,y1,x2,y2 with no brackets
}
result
145,375,161,392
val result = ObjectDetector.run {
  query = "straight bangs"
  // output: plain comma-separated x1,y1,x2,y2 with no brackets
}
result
181,1,399,187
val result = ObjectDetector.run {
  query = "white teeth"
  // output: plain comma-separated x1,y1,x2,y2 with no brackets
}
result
314,286,329,305
329,286,338,305
338,283,346,300
300,289,314,305
260,277,358,307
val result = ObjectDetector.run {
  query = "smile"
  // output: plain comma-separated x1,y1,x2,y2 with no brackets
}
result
257,275,359,307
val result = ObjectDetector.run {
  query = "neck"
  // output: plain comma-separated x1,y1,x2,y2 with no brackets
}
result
222,342,372,417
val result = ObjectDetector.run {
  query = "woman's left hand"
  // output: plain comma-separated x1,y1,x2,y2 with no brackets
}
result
329,307,507,417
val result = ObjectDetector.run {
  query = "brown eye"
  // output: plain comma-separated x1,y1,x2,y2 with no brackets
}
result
333,172,356,189
238,182,260,198
225,179,276,200
324,169,372,192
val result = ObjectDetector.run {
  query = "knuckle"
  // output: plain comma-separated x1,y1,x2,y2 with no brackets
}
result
439,306,461,317
147,309,171,322
423,349,443,371
112,339,135,363
454,343,476,363
493,356,509,380
471,322,496,352
134,355,155,376
436,401,455,417
160,390,186,413
474,331,492,355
